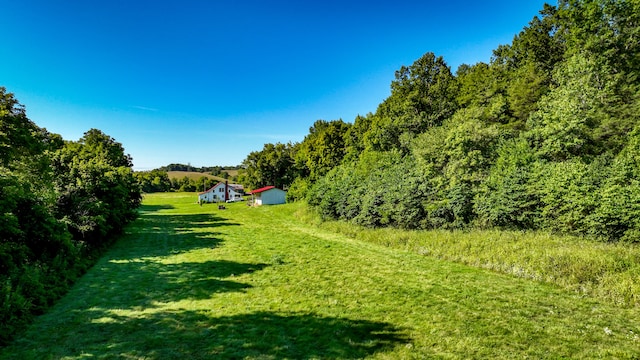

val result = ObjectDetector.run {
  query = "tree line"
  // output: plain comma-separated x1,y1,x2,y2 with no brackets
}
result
241,0,640,242
0,88,141,344
134,170,238,193
157,163,241,174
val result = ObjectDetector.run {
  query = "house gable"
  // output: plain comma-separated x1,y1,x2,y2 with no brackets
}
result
198,182,245,203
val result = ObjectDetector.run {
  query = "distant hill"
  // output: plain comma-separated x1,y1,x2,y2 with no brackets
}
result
158,163,242,173
157,163,242,181
167,171,227,182
222,169,239,177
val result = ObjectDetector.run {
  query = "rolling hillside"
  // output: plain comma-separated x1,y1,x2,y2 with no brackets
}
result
167,171,227,183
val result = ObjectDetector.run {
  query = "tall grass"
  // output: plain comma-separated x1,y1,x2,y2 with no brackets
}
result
298,205,640,307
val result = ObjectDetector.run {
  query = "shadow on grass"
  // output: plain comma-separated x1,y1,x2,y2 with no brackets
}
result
74,310,408,359
122,213,240,258
97,211,265,308
137,213,240,232
138,203,175,213
72,209,408,358
88,258,268,308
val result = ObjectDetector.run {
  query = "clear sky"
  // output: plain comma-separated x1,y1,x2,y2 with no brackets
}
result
1,0,551,170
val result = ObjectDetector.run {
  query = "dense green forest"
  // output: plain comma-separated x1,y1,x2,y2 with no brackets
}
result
243,0,640,242
0,88,141,344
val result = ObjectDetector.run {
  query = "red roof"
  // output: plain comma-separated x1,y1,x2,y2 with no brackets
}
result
249,185,276,194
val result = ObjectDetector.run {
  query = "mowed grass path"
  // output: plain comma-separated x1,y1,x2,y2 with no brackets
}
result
2,193,639,359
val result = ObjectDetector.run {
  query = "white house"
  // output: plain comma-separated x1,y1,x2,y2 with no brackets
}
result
249,186,286,205
198,182,244,203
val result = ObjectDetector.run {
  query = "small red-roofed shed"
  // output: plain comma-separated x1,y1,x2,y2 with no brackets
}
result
249,186,286,205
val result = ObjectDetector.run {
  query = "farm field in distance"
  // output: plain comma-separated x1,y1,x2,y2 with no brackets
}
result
167,171,228,182
2,192,639,359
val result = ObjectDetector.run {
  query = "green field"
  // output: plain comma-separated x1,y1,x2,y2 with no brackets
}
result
2,193,639,359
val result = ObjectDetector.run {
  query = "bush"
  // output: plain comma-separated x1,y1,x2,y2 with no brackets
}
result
286,177,311,202
308,151,429,230
474,139,541,229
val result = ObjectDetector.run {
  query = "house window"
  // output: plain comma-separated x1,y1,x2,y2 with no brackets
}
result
219,188,224,192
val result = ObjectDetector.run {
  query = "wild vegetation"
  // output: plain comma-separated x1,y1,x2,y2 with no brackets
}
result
2,193,639,358
243,0,640,243
0,87,141,345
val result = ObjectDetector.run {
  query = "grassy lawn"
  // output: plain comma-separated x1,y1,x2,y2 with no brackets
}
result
2,192,639,359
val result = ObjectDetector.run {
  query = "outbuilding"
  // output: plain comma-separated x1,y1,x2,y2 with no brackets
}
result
249,186,286,205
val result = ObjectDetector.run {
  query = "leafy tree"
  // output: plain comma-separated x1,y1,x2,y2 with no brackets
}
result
295,119,351,181
456,63,505,112
343,113,374,160
411,108,506,228
525,50,631,160
0,87,43,167
586,127,640,242
535,157,605,235
241,142,297,190
506,60,549,124
298,0,640,242
362,53,458,152
308,150,428,229
0,89,144,344
474,138,541,229
0,89,79,344
52,129,141,246
134,170,172,193
491,4,564,126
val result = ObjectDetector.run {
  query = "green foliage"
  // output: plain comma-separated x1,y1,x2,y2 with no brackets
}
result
0,87,44,167
388,53,458,131
535,158,604,235
308,150,428,229
526,53,612,160
134,169,172,193
51,130,141,246
301,0,640,243
586,127,640,242
506,60,548,124
412,109,507,229
474,139,541,229
455,63,512,126
158,163,242,174
285,176,311,202
241,142,297,190
0,89,141,345
294,119,351,181
361,53,458,152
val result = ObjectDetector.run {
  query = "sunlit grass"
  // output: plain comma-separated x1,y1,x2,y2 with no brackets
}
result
2,193,639,358
308,207,640,308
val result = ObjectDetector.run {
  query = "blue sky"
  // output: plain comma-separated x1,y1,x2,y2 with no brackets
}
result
2,0,550,170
